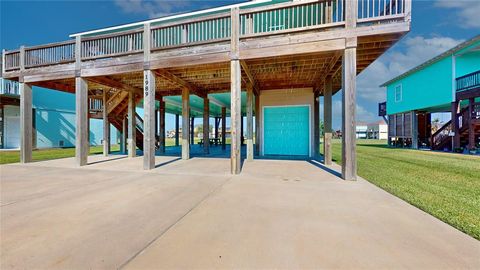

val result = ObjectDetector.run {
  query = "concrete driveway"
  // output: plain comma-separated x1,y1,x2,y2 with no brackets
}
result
1,156,479,269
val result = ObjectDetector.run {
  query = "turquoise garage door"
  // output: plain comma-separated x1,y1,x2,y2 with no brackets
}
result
264,106,310,156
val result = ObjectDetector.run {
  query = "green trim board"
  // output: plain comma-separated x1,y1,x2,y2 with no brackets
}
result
263,105,310,156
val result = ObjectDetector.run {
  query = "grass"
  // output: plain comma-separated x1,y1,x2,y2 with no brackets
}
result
322,139,480,240
0,145,120,165
0,137,229,164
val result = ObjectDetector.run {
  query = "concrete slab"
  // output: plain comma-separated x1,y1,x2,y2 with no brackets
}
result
1,157,479,269
1,161,231,269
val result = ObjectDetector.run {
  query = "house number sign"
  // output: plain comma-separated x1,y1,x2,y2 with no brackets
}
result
144,74,149,97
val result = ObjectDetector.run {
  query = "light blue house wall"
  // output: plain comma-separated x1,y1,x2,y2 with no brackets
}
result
386,56,453,115
33,87,118,149
385,38,480,115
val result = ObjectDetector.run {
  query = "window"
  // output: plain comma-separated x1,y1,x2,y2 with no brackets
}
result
394,84,402,102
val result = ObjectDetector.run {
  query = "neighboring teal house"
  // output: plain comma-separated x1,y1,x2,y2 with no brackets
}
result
381,35,480,151
0,78,117,149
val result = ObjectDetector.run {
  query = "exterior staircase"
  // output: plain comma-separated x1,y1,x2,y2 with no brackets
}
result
89,89,147,151
432,105,480,151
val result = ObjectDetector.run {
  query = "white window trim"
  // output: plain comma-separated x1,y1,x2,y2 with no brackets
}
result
394,84,402,103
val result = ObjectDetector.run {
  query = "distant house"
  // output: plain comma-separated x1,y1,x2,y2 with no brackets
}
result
381,35,480,150
0,77,117,149
356,120,388,140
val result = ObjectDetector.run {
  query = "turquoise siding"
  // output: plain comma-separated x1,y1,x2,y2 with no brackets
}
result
264,106,309,156
386,56,453,114
386,39,480,115
33,87,117,148
456,51,480,78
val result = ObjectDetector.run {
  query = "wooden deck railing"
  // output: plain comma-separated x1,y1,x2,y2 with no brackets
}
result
456,70,480,93
0,78,20,95
82,29,144,60
2,0,410,72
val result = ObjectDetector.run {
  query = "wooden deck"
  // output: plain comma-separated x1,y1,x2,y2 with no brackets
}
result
2,0,411,179
3,0,410,96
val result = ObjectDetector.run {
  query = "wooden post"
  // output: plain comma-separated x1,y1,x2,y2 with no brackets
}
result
222,107,226,150
214,117,219,143
102,89,110,156
324,76,333,165
411,111,418,149
75,78,88,166
20,82,32,163
231,7,241,174
155,109,159,139
341,0,358,180
190,117,195,145
231,60,241,174
159,98,166,153
175,114,180,146
127,91,136,158
246,83,254,161
313,92,320,157
255,93,260,155
182,88,190,160
451,101,460,149
468,98,475,150
121,116,127,154
203,97,210,154
143,70,156,170
341,40,357,181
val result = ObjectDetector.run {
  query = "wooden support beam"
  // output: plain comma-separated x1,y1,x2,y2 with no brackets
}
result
20,82,32,163
468,98,475,150
222,107,226,150
214,117,219,142
154,69,206,98
231,7,241,174
182,87,190,160
240,60,259,96
143,70,156,170
411,111,418,149
75,77,89,166
203,97,210,154
313,92,320,157
102,89,110,156
208,95,230,110
175,114,180,146
246,83,254,161
314,51,342,94
254,93,260,155
341,45,357,181
451,101,460,149
121,116,127,154
159,98,166,153
88,76,142,95
127,91,137,158
323,76,333,165
190,117,195,145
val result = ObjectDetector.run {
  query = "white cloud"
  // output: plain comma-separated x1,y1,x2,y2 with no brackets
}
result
435,0,480,29
114,0,198,18
357,35,464,104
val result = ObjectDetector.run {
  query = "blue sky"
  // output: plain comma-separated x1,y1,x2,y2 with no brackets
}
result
1,0,479,131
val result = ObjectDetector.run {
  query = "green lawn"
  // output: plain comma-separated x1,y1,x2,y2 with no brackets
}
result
0,145,120,165
322,139,480,240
